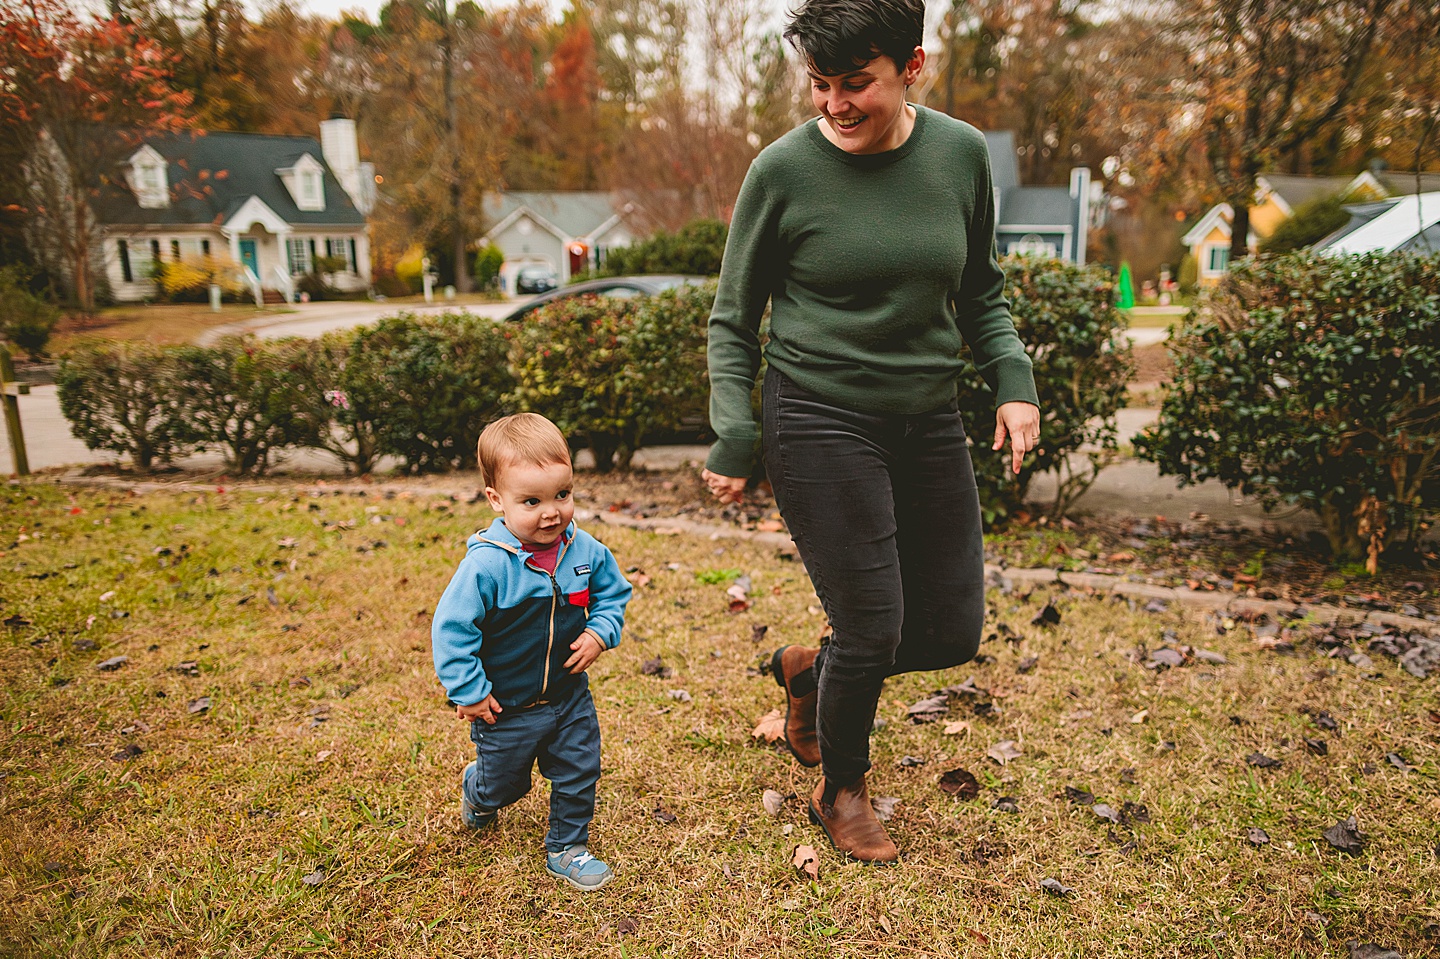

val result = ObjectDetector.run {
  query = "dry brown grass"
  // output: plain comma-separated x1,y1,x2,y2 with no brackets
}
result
0,482,1436,958
49,303,295,352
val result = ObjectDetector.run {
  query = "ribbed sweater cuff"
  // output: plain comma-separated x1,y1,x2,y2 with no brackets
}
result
705,438,755,480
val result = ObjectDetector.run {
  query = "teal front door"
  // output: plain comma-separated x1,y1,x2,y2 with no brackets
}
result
239,239,258,277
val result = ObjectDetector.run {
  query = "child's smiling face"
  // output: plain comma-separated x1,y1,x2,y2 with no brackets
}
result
484,459,575,547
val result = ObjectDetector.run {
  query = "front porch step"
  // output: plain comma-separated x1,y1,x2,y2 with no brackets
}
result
260,290,288,305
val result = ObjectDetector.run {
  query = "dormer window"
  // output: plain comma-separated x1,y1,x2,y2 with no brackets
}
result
129,145,169,209
279,153,327,212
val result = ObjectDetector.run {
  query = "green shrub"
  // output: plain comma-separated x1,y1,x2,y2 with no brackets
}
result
282,332,384,475
1134,251,1440,567
349,312,513,473
173,336,317,476
1177,253,1199,295
56,343,201,469
508,282,713,471
1259,194,1353,254
591,219,727,279
0,266,61,360
959,257,1134,524
474,243,504,291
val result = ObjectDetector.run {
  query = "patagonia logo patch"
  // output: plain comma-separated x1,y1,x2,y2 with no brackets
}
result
572,564,592,575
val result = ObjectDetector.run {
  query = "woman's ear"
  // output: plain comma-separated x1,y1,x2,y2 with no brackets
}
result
904,45,926,85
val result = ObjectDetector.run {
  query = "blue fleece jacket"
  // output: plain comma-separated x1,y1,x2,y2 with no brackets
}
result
431,518,631,709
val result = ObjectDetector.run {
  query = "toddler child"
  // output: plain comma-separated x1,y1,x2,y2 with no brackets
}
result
432,413,632,891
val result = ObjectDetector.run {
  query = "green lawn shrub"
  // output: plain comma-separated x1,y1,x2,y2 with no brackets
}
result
1134,251,1440,567
507,282,713,471
585,219,727,279
349,312,513,473
56,342,201,469
0,265,61,359
283,332,384,476
173,336,317,476
960,257,1134,525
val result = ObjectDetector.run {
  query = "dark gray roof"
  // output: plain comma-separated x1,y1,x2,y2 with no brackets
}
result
1260,174,1356,211
483,191,624,238
999,187,1074,229
982,131,1020,195
97,131,366,228
1375,171,1440,197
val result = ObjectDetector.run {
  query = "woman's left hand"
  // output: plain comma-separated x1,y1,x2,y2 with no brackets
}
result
992,401,1041,475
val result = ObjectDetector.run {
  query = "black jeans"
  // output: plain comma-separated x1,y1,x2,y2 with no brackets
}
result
762,368,987,788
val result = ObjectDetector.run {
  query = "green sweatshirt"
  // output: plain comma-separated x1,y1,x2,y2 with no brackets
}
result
705,105,1040,478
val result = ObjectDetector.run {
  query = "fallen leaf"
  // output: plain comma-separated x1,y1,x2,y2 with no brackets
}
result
278,537,298,549
870,796,900,821
938,767,980,800
762,789,787,817
1129,709,1149,724
1246,827,1271,846
878,913,893,935
266,587,279,607
1193,648,1228,664
1064,786,1095,805
1016,656,1039,673
640,657,676,679
750,624,769,643
792,844,819,881
907,694,949,723
1323,816,1366,855
301,868,325,886
986,739,1023,764
187,696,211,714
1039,877,1075,897
1149,648,1185,669
315,750,332,762
1121,801,1151,824
111,744,143,761
627,570,652,588
751,709,785,743
896,755,927,767
1246,752,1282,769
942,720,971,736
99,590,117,602
1120,768,1138,785
1093,803,1121,824
616,918,639,935
1032,602,1062,627
1304,738,1328,756
667,689,692,703
653,804,677,824
1348,943,1403,959
1385,752,1412,772
992,796,1020,813
96,656,129,672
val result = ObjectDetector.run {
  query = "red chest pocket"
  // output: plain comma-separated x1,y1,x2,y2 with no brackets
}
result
568,588,590,608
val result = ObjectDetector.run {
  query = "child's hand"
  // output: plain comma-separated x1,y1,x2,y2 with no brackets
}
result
457,695,502,725
564,629,605,674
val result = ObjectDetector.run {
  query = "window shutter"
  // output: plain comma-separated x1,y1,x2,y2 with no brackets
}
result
348,238,358,273
118,240,132,283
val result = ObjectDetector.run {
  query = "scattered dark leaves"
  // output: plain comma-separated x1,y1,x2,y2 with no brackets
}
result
986,740,1022,764
1064,786,1094,805
750,624,769,644
907,694,949,723
1120,768,1138,785
616,918,639,936
896,755,926,767
301,868,325,887
1348,943,1403,959
1386,752,1413,772
1246,827,1270,846
653,804,677,824
1246,752,1282,769
640,657,676,679
992,796,1020,813
1304,738,1328,756
111,744,142,762
870,796,900,821
1016,656,1039,673
1092,803,1121,824
187,696,211,714
1148,648,1186,669
95,656,128,672
73,639,97,652
938,768,980,800
1121,801,1150,824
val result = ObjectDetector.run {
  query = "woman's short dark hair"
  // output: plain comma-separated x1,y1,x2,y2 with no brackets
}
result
784,0,924,76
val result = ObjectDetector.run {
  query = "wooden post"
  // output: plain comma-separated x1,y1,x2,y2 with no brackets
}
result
0,348,31,477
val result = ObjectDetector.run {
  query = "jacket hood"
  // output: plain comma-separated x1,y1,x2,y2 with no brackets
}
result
466,518,576,555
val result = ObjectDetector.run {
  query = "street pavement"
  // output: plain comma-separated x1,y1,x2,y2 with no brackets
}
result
6,300,1297,530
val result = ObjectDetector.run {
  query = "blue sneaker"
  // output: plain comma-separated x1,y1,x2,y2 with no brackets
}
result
545,845,614,891
460,761,496,830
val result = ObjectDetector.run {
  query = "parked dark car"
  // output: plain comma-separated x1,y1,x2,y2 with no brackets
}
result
514,265,559,294
504,274,705,322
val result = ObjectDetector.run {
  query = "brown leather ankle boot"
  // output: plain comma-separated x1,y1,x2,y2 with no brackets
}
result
771,645,821,766
808,775,899,863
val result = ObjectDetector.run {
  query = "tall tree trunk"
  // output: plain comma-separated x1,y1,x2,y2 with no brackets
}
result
438,1,471,293
1229,202,1251,262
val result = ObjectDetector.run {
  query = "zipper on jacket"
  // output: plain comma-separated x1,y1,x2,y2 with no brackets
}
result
528,537,573,700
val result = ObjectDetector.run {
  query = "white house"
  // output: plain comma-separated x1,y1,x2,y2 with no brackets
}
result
95,119,376,302
480,192,652,291
1316,191,1440,256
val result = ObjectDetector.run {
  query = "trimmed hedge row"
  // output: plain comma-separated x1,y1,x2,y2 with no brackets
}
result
1136,251,1440,566
57,261,1135,529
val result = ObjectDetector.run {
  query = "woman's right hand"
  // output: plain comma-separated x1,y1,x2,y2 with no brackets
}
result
701,468,747,505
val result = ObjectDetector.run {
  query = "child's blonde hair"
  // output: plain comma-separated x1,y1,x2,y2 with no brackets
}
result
477,413,571,489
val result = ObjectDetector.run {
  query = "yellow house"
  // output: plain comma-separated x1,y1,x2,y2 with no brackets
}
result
1182,171,1404,285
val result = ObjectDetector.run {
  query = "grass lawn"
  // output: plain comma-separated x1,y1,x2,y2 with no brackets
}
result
49,303,296,353
1123,306,1189,331
1,483,1436,957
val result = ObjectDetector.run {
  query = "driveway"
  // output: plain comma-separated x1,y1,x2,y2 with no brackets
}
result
194,297,517,345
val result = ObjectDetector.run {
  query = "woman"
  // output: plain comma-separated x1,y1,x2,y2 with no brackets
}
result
702,0,1042,863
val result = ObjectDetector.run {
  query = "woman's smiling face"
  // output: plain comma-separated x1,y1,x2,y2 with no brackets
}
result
809,46,924,155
